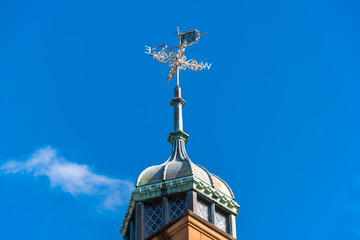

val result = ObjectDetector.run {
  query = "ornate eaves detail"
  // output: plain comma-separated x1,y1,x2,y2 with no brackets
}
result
120,176,240,236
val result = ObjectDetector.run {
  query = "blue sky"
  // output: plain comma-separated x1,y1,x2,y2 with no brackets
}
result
1,0,360,239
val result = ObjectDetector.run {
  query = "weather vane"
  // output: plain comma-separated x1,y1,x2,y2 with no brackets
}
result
145,27,212,85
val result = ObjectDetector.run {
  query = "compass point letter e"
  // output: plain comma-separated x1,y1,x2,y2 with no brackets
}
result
145,46,151,55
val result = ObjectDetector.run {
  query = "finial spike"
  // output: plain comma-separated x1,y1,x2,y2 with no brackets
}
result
144,28,211,143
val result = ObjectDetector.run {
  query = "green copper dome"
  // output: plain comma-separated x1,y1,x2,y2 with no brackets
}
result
136,140,235,199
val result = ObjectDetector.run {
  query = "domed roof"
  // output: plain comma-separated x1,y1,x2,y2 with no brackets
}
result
136,140,234,199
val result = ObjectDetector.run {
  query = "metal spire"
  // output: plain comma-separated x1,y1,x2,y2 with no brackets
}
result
168,79,188,144
144,28,212,144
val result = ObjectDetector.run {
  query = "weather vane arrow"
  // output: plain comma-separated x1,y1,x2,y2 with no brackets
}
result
144,28,212,85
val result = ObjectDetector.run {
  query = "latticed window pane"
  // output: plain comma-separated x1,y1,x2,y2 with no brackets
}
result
145,202,163,238
169,197,187,221
215,209,227,232
196,199,209,221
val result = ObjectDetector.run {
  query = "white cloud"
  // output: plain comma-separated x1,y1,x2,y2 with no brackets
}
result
0,146,134,212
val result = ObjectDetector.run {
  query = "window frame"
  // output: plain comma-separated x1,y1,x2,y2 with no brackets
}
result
196,197,211,222
144,200,164,238
214,206,229,233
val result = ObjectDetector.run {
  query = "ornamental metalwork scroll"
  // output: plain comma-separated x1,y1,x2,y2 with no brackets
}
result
145,28,212,84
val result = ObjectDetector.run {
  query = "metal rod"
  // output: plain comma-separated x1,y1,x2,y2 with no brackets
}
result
176,66,179,86
163,45,180,52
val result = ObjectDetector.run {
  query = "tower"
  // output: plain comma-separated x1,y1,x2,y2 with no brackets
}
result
120,29,240,240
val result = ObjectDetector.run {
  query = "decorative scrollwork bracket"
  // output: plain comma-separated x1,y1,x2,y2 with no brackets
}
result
145,28,212,85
